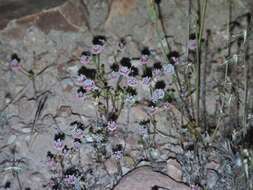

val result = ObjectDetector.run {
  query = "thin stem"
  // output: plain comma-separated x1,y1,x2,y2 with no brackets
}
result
201,30,209,132
196,0,208,127
242,14,251,135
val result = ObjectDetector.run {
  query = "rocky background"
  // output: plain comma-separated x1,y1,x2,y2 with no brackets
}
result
0,0,253,190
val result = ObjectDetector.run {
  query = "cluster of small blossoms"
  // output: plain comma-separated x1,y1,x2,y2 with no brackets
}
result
188,33,197,51
138,119,150,136
9,53,21,71
75,36,107,99
106,113,119,132
70,121,85,139
152,80,166,103
112,144,124,160
54,132,65,151
63,168,80,186
125,86,137,105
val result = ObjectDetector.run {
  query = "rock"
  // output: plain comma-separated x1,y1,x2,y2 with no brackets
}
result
17,97,35,121
7,135,16,144
113,166,190,190
0,0,68,29
59,0,88,29
105,0,149,42
84,0,109,30
1,0,89,39
207,170,218,189
105,159,118,175
166,159,182,181
56,105,72,117
149,148,161,160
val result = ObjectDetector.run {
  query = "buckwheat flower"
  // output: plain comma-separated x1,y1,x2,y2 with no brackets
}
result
78,66,96,80
73,138,82,150
152,89,165,102
46,151,56,168
80,51,91,65
107,120,118,132
167,51,180,65
64,175,76,185
110,63,119,79
142,76,151,86
142,67,153,86
107,113,118,132
54,133,65,150
140,47,151,65
163,63,175,75
76,87,86,99
119,57,131,76
9,53,21,71
127,67,138,86
76,74,86,85
118,38,127,50
112,144,123,160
73,124,85,139
153,62,163,76
91,35,106,55
188,33,197,50
62,145,69,155
139,120,150,136
152,81,166,102
127,77,138,87
125,86,137,104
92,44,104,55
83,79,95,91
119,66,130,77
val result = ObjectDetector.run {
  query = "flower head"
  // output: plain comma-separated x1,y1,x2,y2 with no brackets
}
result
107,113,118,131
163,63,175,75
73,123,85,139
62,145,69,155
167,51,180,65
152,81,166,102
73,138,82,149
76,74,86,85
80,51,91,65
188,33,197,50
54,133,65,150
142,67,153,86
119,57,132,76
91,35,106,55
140,47,151,65
127,77,138,87
9,53,21,71
107,120,118,132
46,151,56,168
64,168,79,185
76,87,86,98
153,62,163,76
78,66,96,80
83,79,95,91
112,144,123,160
118,38,127,50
